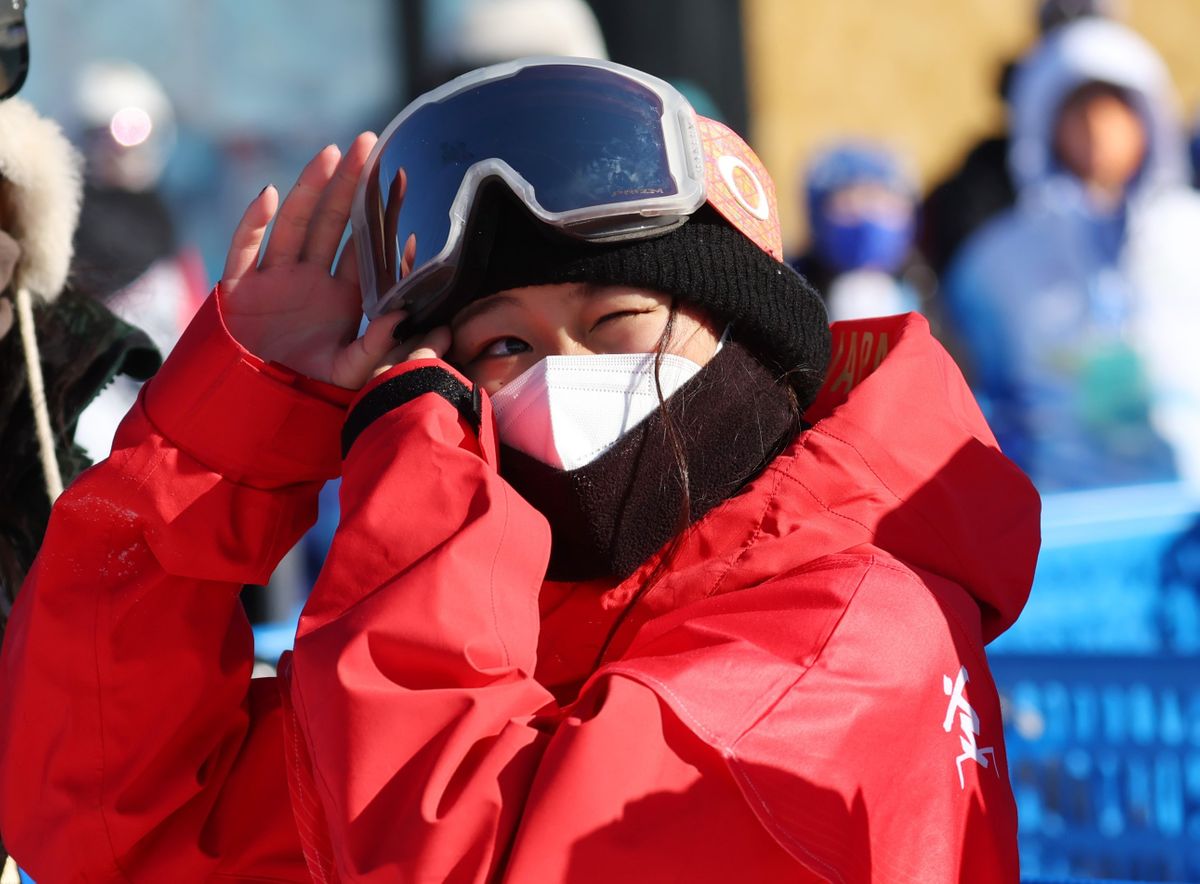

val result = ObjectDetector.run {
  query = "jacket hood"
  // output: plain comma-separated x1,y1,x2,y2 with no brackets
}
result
794,313,1040,641
1008,18,1187,197
607,313,1040,646
0,98,84,303
536,313,1040,691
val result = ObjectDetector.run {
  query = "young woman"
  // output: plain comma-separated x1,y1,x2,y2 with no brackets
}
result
0,59,1038,882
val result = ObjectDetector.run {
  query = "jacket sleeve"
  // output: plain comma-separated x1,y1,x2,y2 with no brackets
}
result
287,360,552,880
0,290,351,881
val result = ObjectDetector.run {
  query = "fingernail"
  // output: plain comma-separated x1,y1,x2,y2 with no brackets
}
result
258,184,272,197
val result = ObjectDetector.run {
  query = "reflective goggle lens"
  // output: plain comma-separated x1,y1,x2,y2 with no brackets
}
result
356,62,693,321
0,1,28,101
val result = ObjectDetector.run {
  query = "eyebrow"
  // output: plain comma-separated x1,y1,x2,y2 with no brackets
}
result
451,284,602,333
450,293,520,332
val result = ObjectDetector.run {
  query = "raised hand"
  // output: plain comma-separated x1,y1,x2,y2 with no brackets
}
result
219,134,407,389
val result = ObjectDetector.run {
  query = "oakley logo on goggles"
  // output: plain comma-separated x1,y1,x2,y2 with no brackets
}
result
351,56,781,326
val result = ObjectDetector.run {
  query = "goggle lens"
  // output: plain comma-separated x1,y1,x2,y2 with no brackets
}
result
0,1,29,101
358,63,687,319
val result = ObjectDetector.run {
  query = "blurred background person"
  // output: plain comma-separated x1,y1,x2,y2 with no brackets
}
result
790,140,935,325
69,60,207,463
944,18,1200,491
17,0,404,640
0,89,159,630
1190,108,1200,189
920,0,1123,276
418,0,606,94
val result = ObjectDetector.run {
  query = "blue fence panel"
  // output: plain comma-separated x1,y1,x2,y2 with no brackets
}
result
989,481,1200,880
990,654,1200,881
990,482,1200,656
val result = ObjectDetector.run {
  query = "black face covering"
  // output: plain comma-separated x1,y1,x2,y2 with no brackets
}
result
498,340,799,582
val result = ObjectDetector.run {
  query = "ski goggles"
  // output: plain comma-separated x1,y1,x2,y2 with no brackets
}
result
0,0,28,101
352,56,783,325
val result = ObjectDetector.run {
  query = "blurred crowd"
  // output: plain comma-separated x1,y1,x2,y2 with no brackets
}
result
48,0,1200,499
798,0,1200,495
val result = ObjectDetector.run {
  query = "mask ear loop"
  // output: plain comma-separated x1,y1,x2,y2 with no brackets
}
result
14,285,64,502
714,322,732,355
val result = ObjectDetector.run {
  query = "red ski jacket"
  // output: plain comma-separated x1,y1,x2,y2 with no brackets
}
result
0,290,1039,882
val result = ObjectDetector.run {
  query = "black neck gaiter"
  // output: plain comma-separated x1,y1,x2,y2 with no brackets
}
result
498,341,799,582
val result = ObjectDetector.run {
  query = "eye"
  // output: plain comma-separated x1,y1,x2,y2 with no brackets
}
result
478,336,531,359
591,309,651,331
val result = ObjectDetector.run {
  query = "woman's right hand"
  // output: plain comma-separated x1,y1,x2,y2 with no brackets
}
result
219,133,407,390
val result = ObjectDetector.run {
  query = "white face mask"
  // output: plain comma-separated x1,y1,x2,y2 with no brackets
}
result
489,352,705,470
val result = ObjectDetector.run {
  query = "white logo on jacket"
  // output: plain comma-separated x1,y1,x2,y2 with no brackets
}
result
942,666,998,789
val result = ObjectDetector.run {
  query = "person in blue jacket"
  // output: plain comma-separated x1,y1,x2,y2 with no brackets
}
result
944,18,1200,491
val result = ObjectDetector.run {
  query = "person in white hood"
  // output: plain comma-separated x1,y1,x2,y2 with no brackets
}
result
944,18,1200,491
0,97,160,615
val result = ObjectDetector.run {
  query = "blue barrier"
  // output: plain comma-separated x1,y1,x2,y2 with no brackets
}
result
990,654,1200,881
987,481,1200,881
990,482,1200,656
1021,879,1169,884
252,602,302,665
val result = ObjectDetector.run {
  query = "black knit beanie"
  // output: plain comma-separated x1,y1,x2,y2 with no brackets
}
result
455,195,832,409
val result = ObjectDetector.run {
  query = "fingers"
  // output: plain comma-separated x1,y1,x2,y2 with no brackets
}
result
362,325,452,384
222,186,279,284
400,233,417,278
382,168,407,280
333,318,454,390
302,132,378,269
259,145,341,269
405,326,452,361
331,311,407,389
